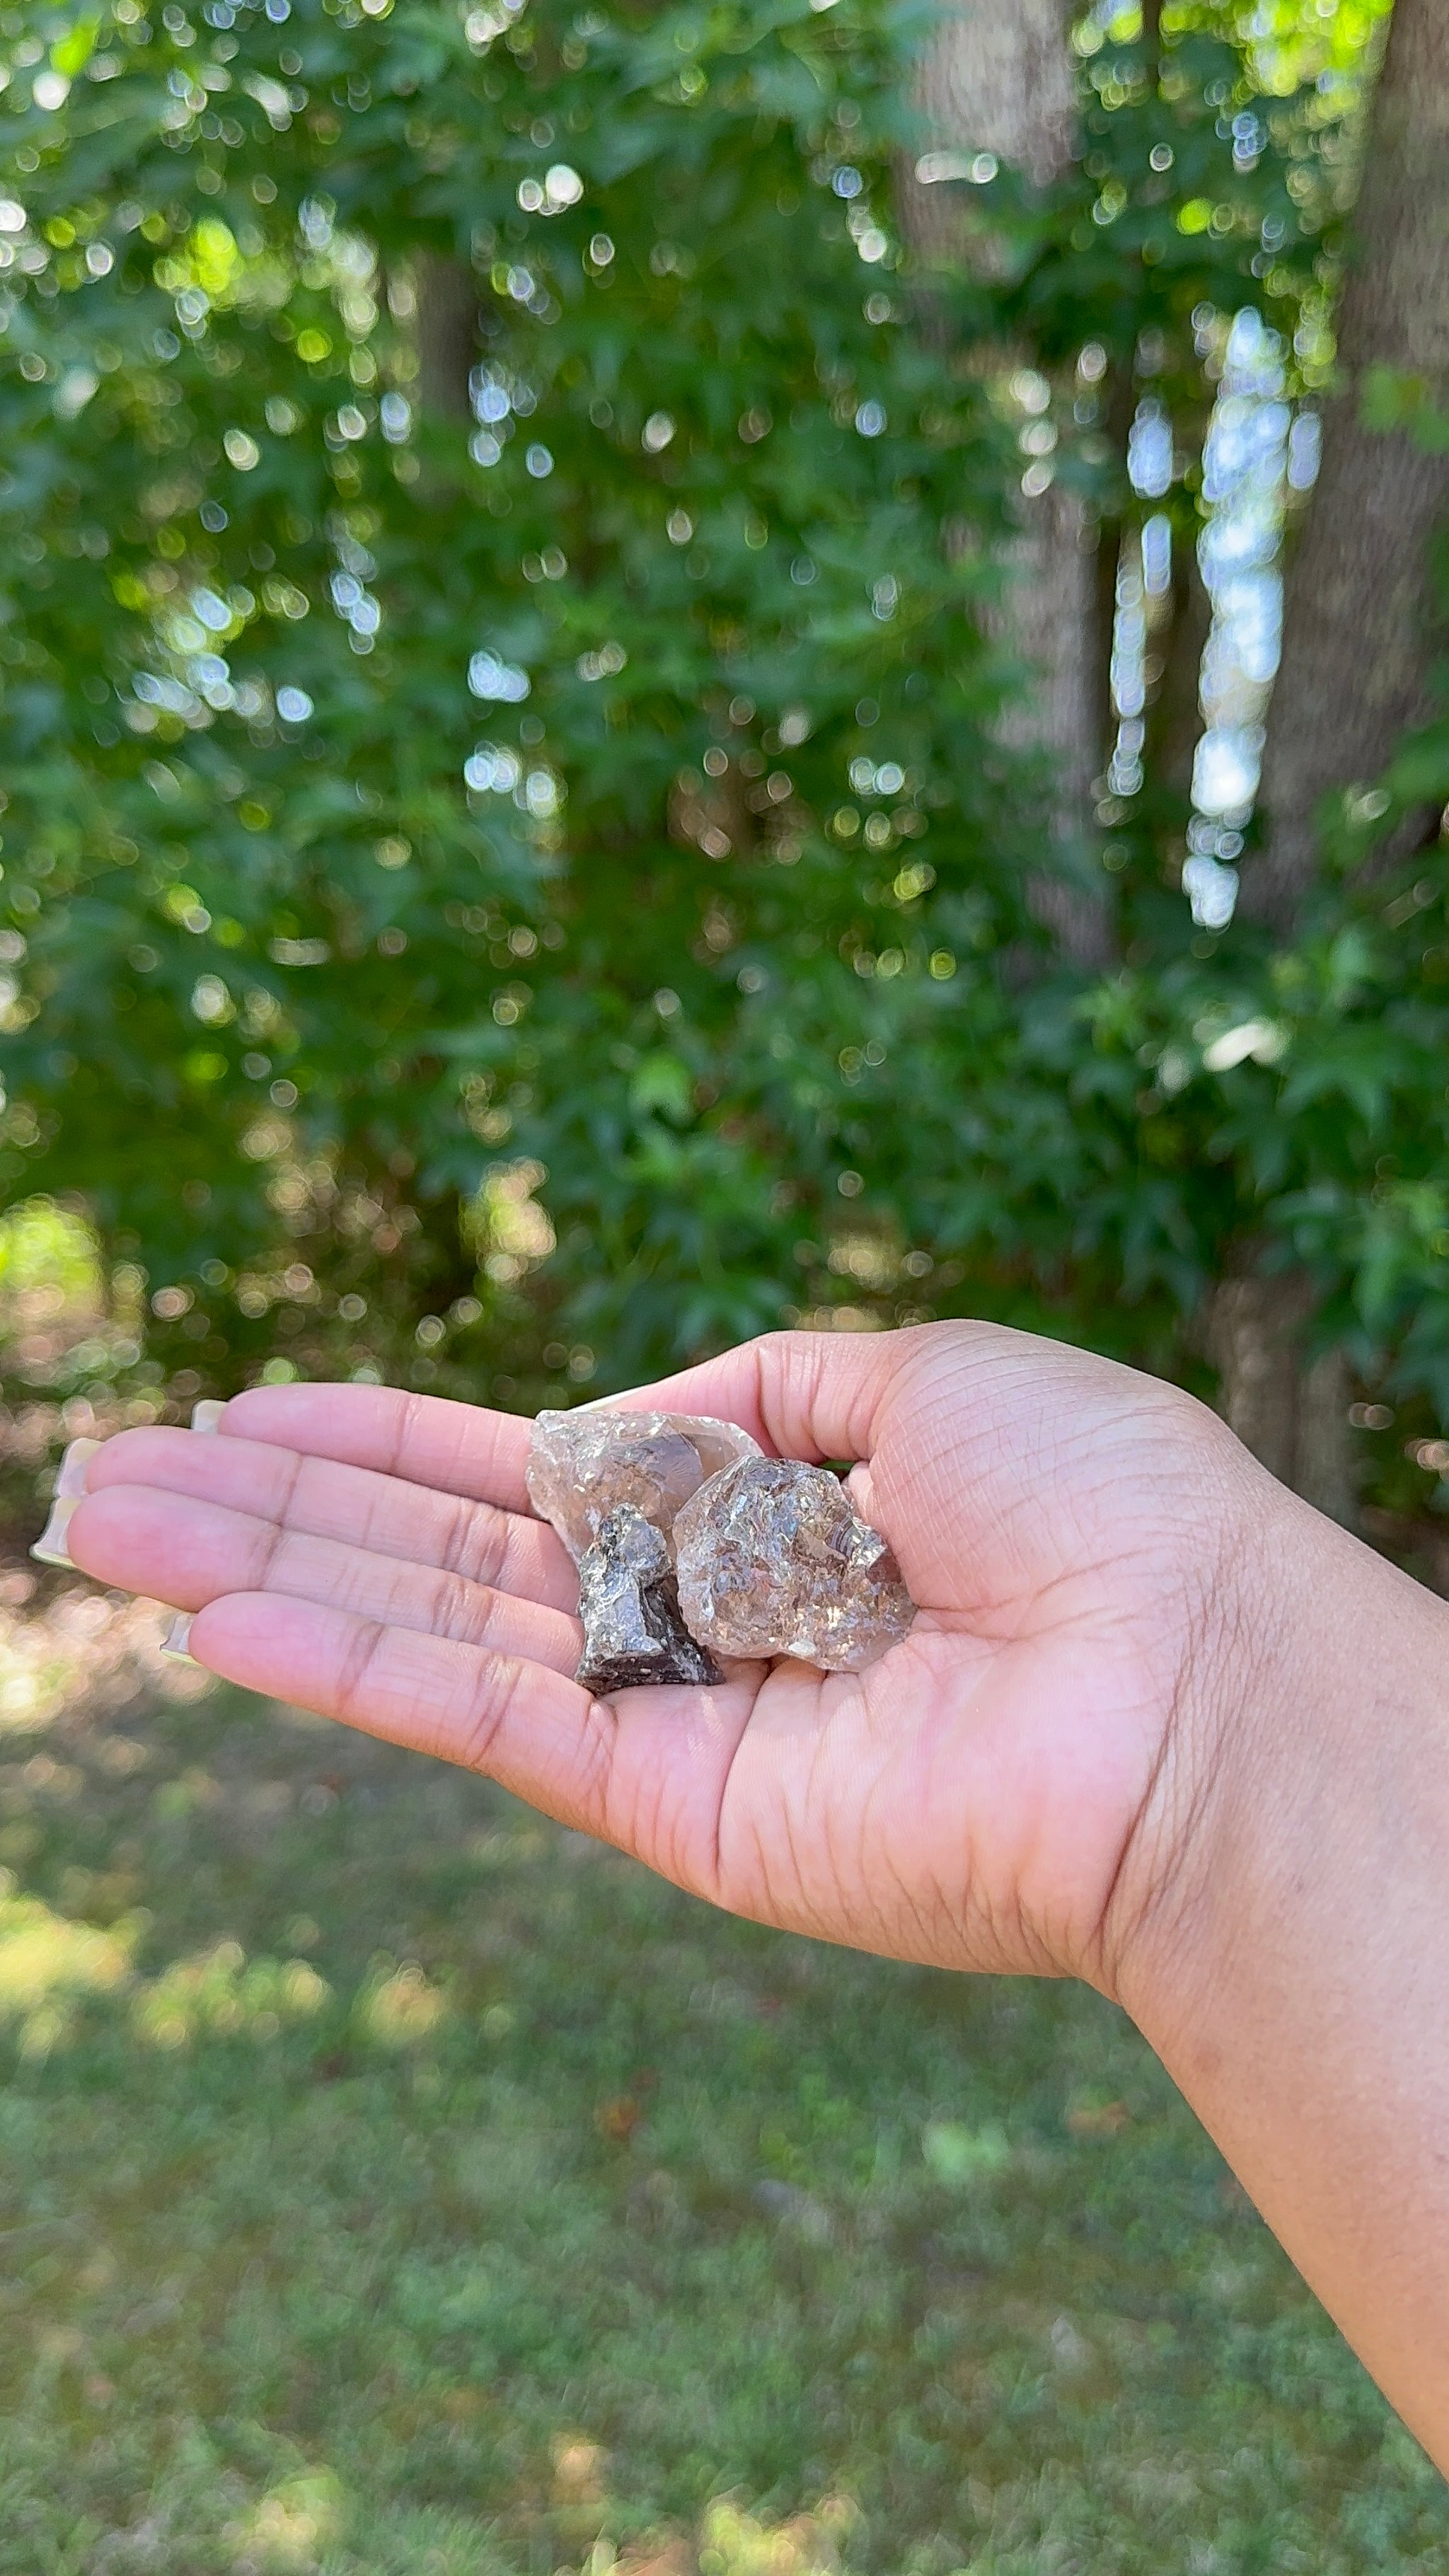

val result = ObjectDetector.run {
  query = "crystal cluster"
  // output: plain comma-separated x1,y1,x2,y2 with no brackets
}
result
527,1409,915,1692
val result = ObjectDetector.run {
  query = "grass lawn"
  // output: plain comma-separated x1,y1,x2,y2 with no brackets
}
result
0,1576,1442,2575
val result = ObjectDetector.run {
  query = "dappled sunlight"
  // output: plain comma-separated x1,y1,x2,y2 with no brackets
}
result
222,2468,345,2573
0,0,1443,2553
0,1867,138,2057
0,1579,197,1737
355,1957,450,2047
921,2116,1012,2186
695,2496,858,2576
0,1877,330,2057
569,2495,859,2576
134,1939,331,2050
0,1595,1434,2563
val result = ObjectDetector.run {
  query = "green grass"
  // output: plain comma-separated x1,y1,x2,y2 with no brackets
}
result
0,1584,1443,2575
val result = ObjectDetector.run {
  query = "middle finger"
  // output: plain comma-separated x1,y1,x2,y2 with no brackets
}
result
69,1483,584,1675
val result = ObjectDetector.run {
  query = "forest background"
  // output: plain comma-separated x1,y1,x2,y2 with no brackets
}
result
1,0,1448,1556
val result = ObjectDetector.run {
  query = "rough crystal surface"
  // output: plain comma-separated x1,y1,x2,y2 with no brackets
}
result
574,1505,722,1694
674,1457,916,1672
527,1409,758,1692
527,1408,762,1566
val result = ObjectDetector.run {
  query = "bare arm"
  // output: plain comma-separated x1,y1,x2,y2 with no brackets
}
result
1117,1493,1449,2466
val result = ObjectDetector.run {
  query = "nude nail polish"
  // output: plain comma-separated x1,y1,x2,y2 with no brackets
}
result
160,1612,196,1663
190,1400,227,1433
30,1438,101,1569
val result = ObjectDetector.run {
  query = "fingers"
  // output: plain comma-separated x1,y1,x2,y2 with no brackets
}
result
211,1382,536,1513
606,1328,917,1465
69,1484,583,1675
81,1426,577,1612
182,1594,758,1875
188,1593,613,1819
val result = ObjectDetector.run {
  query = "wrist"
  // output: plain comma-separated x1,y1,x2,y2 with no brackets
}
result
1101,1458,1427,2028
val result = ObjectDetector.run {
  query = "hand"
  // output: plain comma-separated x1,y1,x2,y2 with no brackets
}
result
65,1324,1265,1994
64,1327,1449,2464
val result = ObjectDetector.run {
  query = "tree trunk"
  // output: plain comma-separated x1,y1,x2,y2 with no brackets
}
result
904,0,1077,193
1145,512,1212,805
900,0,1109,968
1245,0,1449,932
414,252,478,419
1207,1275,1356,1525
1218,0,1449,1518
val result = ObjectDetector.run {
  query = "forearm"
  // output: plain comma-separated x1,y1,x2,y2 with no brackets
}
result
1122,1494,1449,2468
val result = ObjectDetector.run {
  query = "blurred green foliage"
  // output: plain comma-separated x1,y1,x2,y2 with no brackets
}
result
0,0,1447,1493
0,1622,1443,2567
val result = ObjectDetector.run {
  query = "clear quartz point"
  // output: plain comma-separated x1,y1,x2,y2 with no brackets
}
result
674,1456,916,1672
526,1408,760,1692
526,1409,762,1564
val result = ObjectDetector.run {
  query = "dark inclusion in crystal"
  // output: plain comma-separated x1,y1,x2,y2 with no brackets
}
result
575,1504,722,1695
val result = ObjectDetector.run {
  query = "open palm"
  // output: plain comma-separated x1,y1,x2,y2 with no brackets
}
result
68,1324,1255,1992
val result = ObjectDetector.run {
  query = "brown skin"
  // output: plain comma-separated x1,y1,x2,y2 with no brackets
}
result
65,1323,1449,2470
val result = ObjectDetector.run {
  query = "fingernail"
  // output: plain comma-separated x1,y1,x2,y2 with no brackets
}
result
190,1400,226,1433
31,1498,79,1568
57,1437,101,1498
30,1439,101,1569
160,1613,196,1663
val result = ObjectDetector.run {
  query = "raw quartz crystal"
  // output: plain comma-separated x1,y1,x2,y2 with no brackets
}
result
527,1409,762,1693
674,1456,916,1673
573,1506,720,1694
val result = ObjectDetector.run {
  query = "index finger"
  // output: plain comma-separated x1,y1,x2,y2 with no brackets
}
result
212,1382,535,1514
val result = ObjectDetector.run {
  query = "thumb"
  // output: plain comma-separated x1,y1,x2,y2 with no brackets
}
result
596,1327,918,1466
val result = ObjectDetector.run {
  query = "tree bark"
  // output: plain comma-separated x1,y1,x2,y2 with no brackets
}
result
1145,512,1212,805
1245,0,1449,931
904,0,1078,195
414,252,478,419
900,0,1109,968
1207,1275,1356,1524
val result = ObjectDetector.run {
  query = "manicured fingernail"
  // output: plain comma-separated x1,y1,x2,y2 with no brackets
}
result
30,1440,101,1568
31,1498,79,1568
190,1400,226,1433
160,1613,195,1663
57,1437,101,1498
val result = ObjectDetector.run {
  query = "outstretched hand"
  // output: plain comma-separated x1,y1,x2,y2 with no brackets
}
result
62,1324,1449,2466
66,1324,1264,1994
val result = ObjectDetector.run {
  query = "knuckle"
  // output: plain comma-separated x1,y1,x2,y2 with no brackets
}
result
432,1566,492,1644
451,1498,504,1586
332,1620,385,1723
457,1653,529,1772
250,1512,290,1588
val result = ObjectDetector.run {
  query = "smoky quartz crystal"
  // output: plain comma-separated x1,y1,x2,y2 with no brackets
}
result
574,1505,722,1694
527,1409,761,1562
674,1455,916,1672
527,1408,762,1693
